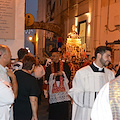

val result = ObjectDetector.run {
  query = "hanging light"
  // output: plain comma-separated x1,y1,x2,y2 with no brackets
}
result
28,36,33,41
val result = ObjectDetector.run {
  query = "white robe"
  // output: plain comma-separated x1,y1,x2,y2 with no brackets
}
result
91,83,113,120
68,65,115,120
49,71,70,104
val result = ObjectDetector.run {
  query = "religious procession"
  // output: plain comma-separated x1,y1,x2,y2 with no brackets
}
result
1,0,120,120
0,43,120,120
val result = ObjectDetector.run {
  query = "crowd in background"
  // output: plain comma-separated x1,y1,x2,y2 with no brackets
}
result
1,44,120,120
9,49,120,79
8,48,120,104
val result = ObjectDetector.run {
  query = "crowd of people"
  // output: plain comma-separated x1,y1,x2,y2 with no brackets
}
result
0,44,120,120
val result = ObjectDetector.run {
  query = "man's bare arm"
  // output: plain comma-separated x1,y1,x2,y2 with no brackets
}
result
30,96,38,120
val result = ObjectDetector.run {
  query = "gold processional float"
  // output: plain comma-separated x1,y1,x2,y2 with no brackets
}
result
66,25,87,61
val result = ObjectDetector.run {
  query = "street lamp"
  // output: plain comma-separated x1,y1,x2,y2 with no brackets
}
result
28,35,36,56
29,36,33,41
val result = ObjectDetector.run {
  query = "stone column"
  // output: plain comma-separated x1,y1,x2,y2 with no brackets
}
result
90,0,101,56
36,0,46,61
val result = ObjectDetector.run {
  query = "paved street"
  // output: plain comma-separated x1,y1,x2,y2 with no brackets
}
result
38,95,72,120
38,95,49,120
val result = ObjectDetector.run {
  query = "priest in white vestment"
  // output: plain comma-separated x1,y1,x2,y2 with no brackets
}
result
68,46,115,120
91,75,120,120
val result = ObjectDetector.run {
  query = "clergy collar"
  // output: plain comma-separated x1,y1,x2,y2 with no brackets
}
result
53,62,59,64
93,62,104,71
53,60,60,64
90,62,105,72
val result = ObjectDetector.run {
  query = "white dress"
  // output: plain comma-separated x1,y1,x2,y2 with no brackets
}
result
68,65,115,120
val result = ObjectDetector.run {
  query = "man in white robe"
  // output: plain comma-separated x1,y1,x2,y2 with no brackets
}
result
91,75,120,120
68,46,115,120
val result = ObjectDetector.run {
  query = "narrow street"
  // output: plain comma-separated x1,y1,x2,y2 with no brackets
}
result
38,95,49,120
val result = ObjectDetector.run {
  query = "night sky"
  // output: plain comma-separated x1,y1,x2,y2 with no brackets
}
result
25,0,38,55
26,0,38,20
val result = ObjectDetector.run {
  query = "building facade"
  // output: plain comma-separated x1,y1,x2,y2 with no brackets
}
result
36,0,120,64
0,0,25,58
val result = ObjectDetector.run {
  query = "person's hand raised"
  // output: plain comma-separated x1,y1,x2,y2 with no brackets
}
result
6,68,16,79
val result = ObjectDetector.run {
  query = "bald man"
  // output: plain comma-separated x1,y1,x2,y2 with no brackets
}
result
0,44,18,120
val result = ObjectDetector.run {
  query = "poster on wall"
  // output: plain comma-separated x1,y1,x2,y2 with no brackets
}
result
0,0,15,40
78,20,87,51
45,38,57,57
